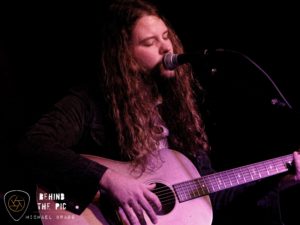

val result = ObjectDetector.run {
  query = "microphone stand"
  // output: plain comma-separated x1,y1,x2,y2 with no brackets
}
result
215,48,293,110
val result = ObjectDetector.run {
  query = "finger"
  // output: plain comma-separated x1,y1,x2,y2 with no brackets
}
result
122,204,140,225
293,151,300,173
139,196,158,224
144,188,162,212
118,207,131,225
128,200,147,225
147,183,156,190
293,151,300,181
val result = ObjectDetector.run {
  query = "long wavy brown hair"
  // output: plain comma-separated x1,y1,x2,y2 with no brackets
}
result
99,0,209,167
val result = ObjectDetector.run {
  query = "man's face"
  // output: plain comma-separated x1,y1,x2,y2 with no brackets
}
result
131,15,175,78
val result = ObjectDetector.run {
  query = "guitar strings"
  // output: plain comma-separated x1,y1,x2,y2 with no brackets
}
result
143,156,292,205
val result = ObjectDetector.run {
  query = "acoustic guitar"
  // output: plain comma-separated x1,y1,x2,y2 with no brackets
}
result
37,148,293,225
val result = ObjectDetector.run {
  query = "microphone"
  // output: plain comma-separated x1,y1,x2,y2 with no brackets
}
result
163,50,212,70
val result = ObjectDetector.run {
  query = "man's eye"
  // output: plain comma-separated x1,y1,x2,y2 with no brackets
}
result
163,32,169,40
142,39,155,46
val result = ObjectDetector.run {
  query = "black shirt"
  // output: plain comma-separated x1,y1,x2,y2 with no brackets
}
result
18,85,284,225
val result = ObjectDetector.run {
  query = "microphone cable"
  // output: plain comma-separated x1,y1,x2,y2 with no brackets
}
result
215,48,293,110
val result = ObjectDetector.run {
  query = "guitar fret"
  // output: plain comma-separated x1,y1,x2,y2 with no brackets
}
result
223,171,231,187
193,181,200,197
202,177,214,193
227,170,239,186
228,171,234,186
173,154,293,202
257,164,268,177
209,175,218,191
248,167,253,180
219,176,225,189
174,178,210,202
216,176,223,190
239,167,246,183
248,168,255,181
213,175,221,191
197,179,207,195
275,159,283,171
268,162,275,174
204,176,213,192
281,155,293,170
264,162,270,175
209,177,216,192
271,163,277,173
249,166,261,180
176,184,187,202
241,167,251,182
189,180,197,198
234,169,241,184
182,184,188,201
274,162,279,172
276,158,288,171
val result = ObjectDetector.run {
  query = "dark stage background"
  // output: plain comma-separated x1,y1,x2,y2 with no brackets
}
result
1,1,300,225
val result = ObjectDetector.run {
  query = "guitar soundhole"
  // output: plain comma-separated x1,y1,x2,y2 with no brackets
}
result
152,183,176,215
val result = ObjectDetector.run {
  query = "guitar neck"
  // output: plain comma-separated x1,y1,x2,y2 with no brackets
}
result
173,154,293,202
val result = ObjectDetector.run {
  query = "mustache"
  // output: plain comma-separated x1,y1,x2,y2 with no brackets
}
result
139,61,176,93
140,62,161,80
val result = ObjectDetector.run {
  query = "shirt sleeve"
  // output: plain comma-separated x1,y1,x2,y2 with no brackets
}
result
18,89,108,214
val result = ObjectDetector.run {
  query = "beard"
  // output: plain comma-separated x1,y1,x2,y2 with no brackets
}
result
145,61,176,80
141,62,176,86
140,62,179,102
156,61,176,79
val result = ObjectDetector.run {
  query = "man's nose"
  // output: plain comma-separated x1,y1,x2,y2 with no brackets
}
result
159,41,172,55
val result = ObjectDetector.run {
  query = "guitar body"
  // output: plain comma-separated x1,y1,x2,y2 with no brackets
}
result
37,149,212,225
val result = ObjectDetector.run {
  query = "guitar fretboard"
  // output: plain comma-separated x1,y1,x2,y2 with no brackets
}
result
173,154,293,202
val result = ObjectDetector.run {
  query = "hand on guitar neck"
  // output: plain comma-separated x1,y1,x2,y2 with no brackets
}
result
278,151,300,190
